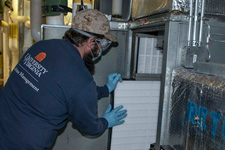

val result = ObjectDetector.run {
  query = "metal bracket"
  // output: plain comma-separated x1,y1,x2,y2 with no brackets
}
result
109,22,129,31
118,23,129,30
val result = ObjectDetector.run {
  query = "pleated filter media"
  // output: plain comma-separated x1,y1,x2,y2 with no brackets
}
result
110,81,160,150
137,37,163,74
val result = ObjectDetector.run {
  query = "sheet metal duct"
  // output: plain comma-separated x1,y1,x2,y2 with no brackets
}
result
169,68,225,150
132,0,225,19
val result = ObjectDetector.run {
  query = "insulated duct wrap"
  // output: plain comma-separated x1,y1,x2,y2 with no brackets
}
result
132,0,225,19
169,68,225,150
132,0,172,19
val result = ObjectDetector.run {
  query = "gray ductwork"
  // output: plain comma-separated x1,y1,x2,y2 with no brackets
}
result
30,0,42,41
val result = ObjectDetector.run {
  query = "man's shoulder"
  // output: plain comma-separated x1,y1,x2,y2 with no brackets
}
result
36,39,67,46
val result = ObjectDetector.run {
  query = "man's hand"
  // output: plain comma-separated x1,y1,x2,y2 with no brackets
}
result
106,73,122,93
103,104,127,128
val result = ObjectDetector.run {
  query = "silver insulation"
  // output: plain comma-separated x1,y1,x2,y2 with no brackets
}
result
169,68,225,149
132,0,225,19
172,0,188,10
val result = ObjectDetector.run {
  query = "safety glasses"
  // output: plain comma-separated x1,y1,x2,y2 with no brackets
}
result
95,38,112,51
72,28,112,51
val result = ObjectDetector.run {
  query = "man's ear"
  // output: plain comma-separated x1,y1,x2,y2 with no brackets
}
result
87,37,95,48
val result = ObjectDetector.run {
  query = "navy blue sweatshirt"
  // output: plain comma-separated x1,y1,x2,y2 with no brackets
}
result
0,39,109,150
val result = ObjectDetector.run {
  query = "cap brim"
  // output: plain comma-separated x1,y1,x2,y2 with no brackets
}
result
104,32,118,42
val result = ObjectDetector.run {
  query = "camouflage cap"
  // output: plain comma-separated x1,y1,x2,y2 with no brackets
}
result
72,9,117,42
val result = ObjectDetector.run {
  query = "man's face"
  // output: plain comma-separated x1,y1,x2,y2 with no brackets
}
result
90,40,102,58
83,39,101,74
83,38,101,58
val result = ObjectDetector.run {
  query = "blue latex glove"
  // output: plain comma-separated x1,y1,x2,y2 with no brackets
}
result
103,104,127,128
106,73,123,93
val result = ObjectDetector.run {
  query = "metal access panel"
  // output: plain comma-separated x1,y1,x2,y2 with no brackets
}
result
169,68,225,150
129,19,191,150
41,24,70,40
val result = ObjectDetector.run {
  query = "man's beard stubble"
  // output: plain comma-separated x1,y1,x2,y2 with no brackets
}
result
83,45,98,75
83,52,95,75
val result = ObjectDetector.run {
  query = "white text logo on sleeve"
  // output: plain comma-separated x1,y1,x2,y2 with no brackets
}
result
23,53,48,78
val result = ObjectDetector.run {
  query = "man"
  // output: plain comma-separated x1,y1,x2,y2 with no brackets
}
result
0,9,127,150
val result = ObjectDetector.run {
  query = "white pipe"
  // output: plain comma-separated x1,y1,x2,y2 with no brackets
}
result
198,0,205,46
193,0,199,47
0,21,9,27
9,32,19,71
30,0,42,41
9,1,29,71
25,20,30,28
0,28,3,79
3,9,10,85
9,0,19,71
188,0,193,46
11,51,19,71
12,0,18,14
3,26,10,84
112,0,133,22
11,15,29,23
46,13,64,25
23,0,33,54
112,0,122,17
0,28,2,51
17,16,29,23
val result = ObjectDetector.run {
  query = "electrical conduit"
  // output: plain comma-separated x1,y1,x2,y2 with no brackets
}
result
188,0,193,46
192,0,199,47
198,0,205,46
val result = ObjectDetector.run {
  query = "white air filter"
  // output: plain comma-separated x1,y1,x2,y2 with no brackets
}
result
137,37,163,74
110,81,160,150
